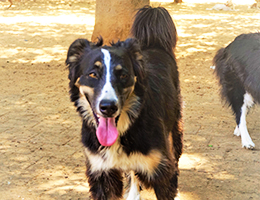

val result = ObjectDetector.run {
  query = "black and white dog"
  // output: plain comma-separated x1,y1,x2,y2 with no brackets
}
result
214,33,260,149
66,6,182,199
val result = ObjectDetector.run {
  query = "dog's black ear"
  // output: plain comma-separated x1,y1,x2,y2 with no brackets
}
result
66,39,90,67
122,38,147,98
66,38,103,83
123,38,145,81
66,39,90,84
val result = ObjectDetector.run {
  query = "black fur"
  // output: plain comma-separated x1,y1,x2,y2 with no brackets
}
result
214,32,260,148
86,161,123,200
66,6,182,199
131,6,177,53
214,33,260,104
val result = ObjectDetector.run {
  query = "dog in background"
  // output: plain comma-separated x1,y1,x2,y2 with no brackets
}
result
66,6,182,200
250,0,260,9
0,0,12,9
206,0,235,11
8,0,12,8
225,0,235,9
214,33,260,149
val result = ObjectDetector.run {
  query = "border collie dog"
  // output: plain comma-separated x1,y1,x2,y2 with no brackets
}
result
66,6,182,199
214,33,260,149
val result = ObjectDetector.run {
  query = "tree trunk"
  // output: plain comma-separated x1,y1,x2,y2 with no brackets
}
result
174,0,182,3
92,0,149,44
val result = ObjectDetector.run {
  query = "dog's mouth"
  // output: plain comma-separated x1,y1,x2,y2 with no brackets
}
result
92,108,120,147
77,80,121,147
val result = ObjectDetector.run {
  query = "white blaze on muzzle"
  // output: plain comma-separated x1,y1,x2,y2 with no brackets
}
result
98,49,118,107
95,48,119,146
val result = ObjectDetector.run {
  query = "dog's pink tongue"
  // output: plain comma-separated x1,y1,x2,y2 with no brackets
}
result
96,117,118,146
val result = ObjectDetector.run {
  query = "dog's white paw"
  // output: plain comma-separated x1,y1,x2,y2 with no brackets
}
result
242,140,255,150
233,126,241,136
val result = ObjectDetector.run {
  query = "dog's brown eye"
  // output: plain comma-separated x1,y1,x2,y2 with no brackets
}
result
89,72,97,79
120,74,128,79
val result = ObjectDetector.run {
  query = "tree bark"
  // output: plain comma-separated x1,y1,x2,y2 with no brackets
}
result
92,0,149,44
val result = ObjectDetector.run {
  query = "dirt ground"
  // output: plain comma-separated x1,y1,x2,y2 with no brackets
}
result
0,0,260,199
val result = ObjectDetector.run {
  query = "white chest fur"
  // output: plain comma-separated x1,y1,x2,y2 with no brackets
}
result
84,141,162,177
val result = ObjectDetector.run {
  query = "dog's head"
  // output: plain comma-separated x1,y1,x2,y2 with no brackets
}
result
66,37,145,146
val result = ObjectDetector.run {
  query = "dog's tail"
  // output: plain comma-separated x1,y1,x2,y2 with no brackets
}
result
131,6,177,54
213,47,226,79
213,47,232,101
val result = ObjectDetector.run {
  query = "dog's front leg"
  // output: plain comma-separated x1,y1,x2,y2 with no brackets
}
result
86,167,123,200
153,171,179,200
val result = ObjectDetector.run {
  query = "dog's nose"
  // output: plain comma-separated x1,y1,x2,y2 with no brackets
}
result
99,99,118,117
